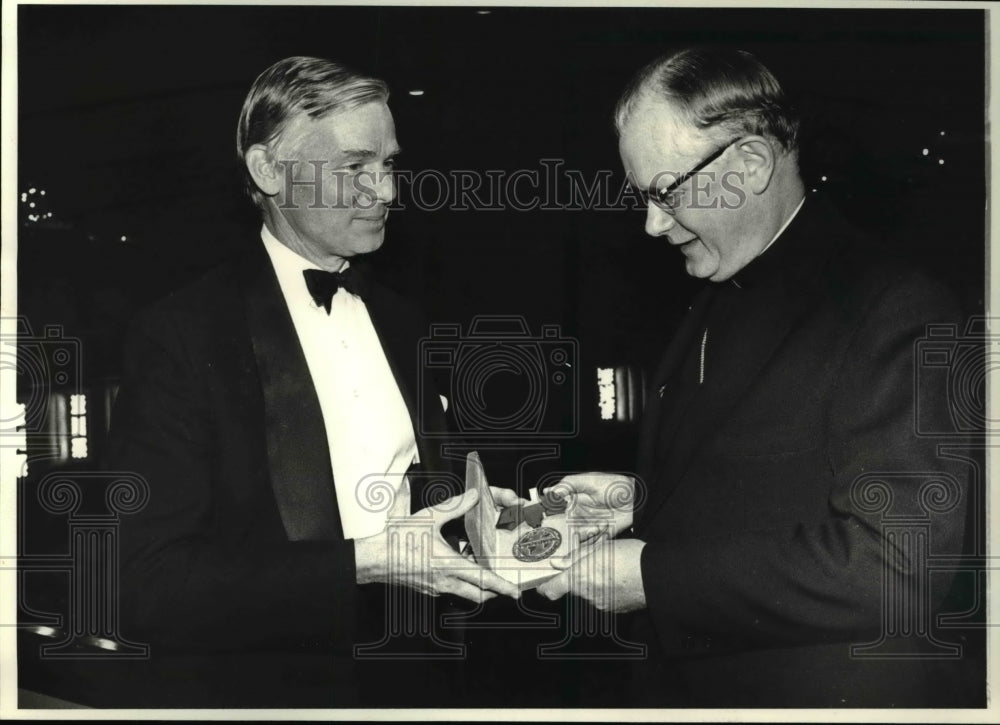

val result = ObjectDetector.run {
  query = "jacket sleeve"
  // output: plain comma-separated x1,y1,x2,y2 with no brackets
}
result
108,304,359,653
639,274,971,648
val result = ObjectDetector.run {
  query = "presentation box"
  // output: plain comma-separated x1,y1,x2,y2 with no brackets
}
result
463,451,575,591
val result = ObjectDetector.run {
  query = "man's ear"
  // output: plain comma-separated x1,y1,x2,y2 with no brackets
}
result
245,144,283,198
734,136,776,195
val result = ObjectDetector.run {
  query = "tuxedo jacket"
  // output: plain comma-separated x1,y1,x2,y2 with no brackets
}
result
628,195,976,707
108,239,453,660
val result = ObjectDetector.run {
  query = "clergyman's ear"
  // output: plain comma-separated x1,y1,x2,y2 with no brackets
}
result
734,136,776,195
245,144,283,198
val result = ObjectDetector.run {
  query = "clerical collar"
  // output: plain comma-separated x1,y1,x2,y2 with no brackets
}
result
760,195,806,256
729,195,807,290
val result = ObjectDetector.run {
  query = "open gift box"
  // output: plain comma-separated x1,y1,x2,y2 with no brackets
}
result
462,451,577,591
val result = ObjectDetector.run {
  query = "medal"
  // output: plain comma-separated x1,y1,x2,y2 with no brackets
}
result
512,527,562,562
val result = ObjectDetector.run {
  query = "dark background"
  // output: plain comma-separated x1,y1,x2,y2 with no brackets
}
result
18,5,985,393
14,4,988,514
15,2,988,515
13,4,988,708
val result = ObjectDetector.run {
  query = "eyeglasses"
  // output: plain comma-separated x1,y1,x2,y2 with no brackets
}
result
636,138,740,214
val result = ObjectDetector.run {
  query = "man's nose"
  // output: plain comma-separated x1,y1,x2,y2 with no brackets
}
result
645,203,676,237
374,169,395,205
355,170,395,208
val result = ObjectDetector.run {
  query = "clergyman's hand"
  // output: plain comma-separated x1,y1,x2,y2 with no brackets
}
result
354,484,519,603
537,537,647,614
544,472,636,542
489,486,530,508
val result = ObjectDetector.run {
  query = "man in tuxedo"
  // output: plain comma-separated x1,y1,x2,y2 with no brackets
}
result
540,48,976,706
105,56,518,707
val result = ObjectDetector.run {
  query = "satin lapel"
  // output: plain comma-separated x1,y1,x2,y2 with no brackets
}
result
239,244,343,541
634,287,715,526
361,278,453,505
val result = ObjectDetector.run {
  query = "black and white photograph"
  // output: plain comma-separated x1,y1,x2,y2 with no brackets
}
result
1,1,993,718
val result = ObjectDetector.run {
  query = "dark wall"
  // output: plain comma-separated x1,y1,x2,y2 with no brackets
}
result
17,5,987,469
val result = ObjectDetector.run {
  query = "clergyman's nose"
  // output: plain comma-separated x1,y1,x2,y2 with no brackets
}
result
645,203,676,237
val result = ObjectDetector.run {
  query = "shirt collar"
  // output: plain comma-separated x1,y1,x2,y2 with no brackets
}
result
260,225,351,310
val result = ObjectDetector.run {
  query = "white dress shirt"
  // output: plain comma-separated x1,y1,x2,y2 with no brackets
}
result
261,226,419,540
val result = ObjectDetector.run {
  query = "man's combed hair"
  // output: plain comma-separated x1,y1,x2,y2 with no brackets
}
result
615,47,799,152
236,56,389,207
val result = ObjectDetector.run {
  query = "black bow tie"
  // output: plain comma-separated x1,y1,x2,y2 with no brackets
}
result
303,267,366,312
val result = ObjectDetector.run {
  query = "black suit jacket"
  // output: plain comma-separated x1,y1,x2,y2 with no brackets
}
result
628,195,976,707
106,240,455,699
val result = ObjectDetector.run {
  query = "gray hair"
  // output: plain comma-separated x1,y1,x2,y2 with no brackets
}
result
615,47,799,152
236,56,389,207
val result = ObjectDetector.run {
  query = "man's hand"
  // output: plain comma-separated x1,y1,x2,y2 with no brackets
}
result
536,537,647,613
354,483,519,603
544,472,636,542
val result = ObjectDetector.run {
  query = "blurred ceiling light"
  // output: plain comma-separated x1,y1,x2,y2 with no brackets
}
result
408,89,425,96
